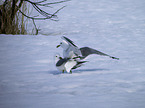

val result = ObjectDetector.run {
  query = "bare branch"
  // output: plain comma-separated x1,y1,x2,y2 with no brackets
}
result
11,0,16,19
34,0,47,4
32,19,38,35
3,0,8,7
52,5,66,17
18,7,64,21
18,0,24,9
24,0,70,6
24,0,59,18
38,0,70,5
18,8,50,20
32,3,56,18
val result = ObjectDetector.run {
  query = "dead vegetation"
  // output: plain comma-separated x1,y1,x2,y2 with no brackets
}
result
0,0,70,34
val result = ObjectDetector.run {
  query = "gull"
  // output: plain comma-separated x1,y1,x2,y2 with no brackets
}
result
56,38,81,58
57,36,119,60
55,54,87,73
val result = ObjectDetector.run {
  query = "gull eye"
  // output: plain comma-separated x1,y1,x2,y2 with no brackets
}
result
56,56,58,57
60,42,62,44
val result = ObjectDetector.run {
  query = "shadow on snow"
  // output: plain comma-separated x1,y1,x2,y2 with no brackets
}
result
49,68,109,75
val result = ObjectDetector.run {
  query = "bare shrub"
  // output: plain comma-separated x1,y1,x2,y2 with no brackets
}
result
0,0,70,35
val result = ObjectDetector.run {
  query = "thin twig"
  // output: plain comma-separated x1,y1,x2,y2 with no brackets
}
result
18,8,50,20
32,19,38,35
52,5,66,16
18,0,24,9
32,3,55,17
24,0,70,6
18,7,61,21
37,0,71,6
34,0,47,4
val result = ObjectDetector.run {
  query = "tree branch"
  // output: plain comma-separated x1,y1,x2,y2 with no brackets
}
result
51,5,66,17
32,19,38,35
18,8,50,20
3,0,8,7
32,3,55,18
40,0,70,5
34,0,47,4
11,0,20,20
24,0,70,6
18,0,24,9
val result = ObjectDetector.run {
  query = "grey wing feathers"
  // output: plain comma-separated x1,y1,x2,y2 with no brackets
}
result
56,58,69,66
80,47,109,58
80,47,119,60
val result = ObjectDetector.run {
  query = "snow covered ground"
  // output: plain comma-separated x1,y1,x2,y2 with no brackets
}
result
1,0,145,108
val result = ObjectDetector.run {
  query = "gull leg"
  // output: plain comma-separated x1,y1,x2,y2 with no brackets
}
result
62,70,64,73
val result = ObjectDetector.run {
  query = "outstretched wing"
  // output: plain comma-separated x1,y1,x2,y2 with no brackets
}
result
80,47,109,58
80,47,119,60
61,36,82,56
62,36,77,47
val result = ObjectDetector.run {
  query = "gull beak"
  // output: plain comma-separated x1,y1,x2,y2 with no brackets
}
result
59,57,62,59
56,45,60,48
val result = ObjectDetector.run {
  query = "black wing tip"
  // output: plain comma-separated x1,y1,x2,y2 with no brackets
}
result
61,36,77,47
111,56,119,60
62,36,67,39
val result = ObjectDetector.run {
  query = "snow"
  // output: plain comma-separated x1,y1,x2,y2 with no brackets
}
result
1,0,145,108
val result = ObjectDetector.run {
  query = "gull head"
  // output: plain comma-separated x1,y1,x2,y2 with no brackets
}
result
55,54,62,64
56,40,69,50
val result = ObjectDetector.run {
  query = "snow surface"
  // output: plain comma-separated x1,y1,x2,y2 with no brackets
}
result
1,0,145,108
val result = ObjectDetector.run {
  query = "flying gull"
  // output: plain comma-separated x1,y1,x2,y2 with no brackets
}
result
57,36,119,60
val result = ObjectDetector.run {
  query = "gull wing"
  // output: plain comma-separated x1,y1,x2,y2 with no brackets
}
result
65,60,77,73
62,36,77,47
61,36,81,56
56,58,68,66
80,47,119,60
72,61,88,69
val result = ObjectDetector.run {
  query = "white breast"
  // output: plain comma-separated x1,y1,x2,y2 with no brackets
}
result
56,63,66,72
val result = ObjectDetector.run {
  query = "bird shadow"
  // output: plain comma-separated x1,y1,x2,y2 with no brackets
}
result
49,68,109,75
72,68,109,73
48,70,62,75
